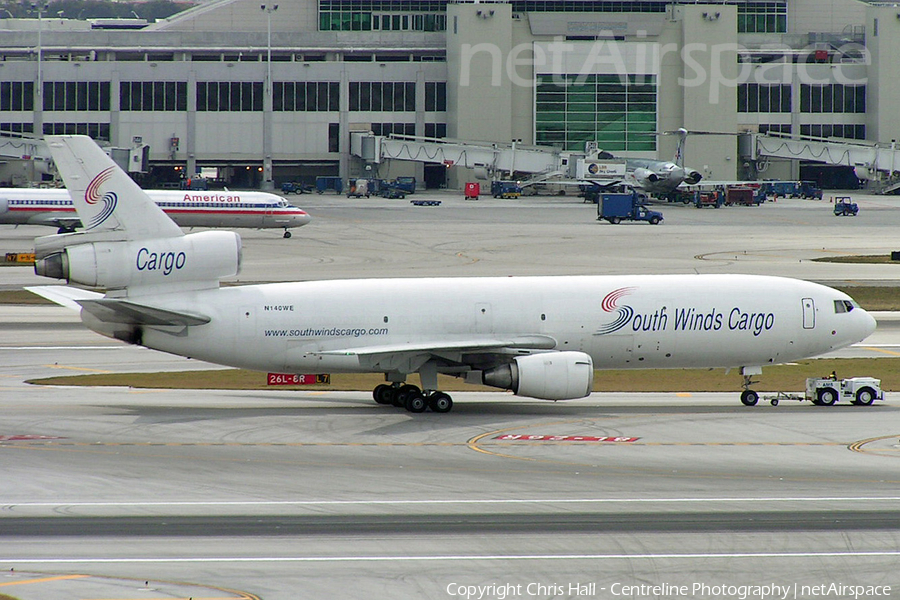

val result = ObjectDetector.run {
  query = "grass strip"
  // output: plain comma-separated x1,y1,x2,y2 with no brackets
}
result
26,357,900,393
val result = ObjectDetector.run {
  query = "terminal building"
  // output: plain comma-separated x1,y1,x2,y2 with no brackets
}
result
0,0,892,190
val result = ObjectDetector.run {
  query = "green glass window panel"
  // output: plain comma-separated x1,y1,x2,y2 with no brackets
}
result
567,91,594,103
567,103,596,113
596,75,620,84
535,111,565,123
566,111,596,121
597,121,625,133
628,141,656,151
594,112,621,123
538,102,566,112
567,131,593,142
627,111,656,122
627,121,656,132
538,123,565,133
536,83,566,94
536,92,566,103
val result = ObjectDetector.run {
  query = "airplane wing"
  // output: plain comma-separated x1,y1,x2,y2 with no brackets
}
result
314,335,558,372
25,286,209,326
316,335,557,356
25,285,103,311
76,298,211,327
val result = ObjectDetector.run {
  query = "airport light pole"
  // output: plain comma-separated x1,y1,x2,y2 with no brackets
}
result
261,3,278,191
31,1,46,136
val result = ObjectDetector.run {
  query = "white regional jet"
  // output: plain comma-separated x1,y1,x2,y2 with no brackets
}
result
28,136,876,413
0,187,310,238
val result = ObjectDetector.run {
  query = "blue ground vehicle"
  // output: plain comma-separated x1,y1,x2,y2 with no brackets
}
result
390,176,417,194
491,180,522,198
834,197,859,216
315,176,343,194
597,192,663,224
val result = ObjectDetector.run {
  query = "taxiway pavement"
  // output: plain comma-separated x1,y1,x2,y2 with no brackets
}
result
2,192,900,599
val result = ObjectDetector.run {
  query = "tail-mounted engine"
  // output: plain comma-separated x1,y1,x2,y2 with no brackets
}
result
632,167,660,185
34,230,242,289
482,351,594,400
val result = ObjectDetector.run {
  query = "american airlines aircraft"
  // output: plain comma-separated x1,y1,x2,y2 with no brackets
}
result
618,129,701,194
28,136,876,413
0,187,311,237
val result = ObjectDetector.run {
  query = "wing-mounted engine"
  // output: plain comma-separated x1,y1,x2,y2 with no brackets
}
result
482,351,593,400
632,167,660,185
34,230,241,290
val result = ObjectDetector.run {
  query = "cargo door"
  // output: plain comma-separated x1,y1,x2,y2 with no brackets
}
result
802,298,815,329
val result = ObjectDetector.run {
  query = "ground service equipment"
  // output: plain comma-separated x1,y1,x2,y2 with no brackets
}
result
834,197,859,216
597,192,663,224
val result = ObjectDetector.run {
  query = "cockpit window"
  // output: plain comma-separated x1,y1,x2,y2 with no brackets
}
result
833,300,855,314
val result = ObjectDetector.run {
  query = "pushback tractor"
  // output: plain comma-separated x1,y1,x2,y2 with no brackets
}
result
742,377,883,406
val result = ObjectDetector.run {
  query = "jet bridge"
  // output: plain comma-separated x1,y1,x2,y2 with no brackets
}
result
0,133,52,184
351,133,570,181
350,133,627,187
742,132,900,193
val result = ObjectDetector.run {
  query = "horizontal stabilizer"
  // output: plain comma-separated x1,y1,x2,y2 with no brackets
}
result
77,298,210,327
25,285,103,311
315,335,558,357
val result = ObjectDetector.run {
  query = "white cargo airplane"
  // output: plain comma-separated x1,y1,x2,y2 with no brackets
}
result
0,187,310,238
27,136,876,413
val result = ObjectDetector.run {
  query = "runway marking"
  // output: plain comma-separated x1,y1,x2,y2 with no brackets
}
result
860,346,900,357
4,551,900,564
0,574,89,587
42,364,112,374
849,434,900,457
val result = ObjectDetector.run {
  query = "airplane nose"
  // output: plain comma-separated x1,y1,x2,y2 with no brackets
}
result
862,309,877,339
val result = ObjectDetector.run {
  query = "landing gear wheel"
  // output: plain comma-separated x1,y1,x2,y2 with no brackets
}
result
817,388,838,406
404,391,428,413
427,392,453,413
740,390,759,406
854,387,876,406
395,384,421,407
373,384,393,405
283,230,292,238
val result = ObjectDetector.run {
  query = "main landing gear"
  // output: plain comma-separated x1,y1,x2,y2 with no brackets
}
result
373,383,453,413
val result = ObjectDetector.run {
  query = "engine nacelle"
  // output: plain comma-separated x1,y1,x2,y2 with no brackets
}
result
34,230,241,289
684,170,703,185
632,167,659,184
482,351,594,400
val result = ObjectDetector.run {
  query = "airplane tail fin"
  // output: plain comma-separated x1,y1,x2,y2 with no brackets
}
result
36,136,241,294
46,135,183,240
672,128,688,168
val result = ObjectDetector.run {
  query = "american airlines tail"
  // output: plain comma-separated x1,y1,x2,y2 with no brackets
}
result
48,136,183,239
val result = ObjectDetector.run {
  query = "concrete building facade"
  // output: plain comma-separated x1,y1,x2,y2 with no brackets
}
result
0,1,885,189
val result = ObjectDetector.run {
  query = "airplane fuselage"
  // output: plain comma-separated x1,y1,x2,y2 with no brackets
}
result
0,188,310,230
89,274,874,379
